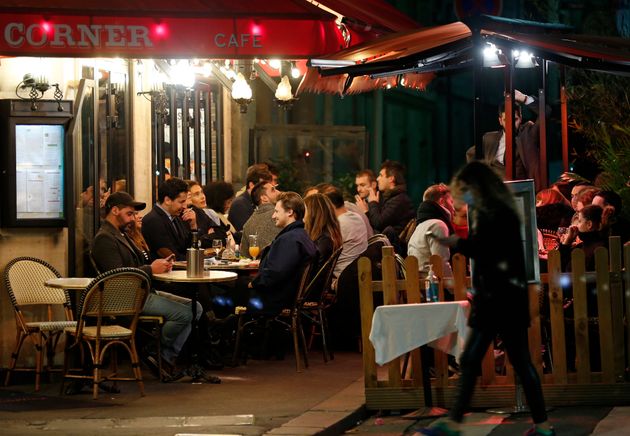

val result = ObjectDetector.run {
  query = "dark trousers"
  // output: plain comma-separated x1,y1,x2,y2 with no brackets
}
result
450,326,548,424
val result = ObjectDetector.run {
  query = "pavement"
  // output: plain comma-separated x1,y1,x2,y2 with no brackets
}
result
2,350,630,436
0,351,367,436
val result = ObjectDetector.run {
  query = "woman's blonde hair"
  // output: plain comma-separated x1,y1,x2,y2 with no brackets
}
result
304,193,342,250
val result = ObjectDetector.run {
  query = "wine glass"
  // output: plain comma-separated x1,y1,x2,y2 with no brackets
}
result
248,235,260,260
212,239,223,257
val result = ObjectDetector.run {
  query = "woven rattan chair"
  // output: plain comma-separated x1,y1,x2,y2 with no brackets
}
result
3,257,77,391
60,267,150,399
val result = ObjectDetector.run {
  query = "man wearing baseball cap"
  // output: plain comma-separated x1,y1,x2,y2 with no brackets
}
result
92,191,196,379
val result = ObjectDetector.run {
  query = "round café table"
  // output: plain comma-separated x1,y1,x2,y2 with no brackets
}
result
45,277,94,316
152,270,237,383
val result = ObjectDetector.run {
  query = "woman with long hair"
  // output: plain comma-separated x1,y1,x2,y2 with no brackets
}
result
126,212,151,263
304,193,342,271
417,161,553,436
203,181,236,244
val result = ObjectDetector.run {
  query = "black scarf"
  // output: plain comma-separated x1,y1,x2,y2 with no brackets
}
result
416,201,455,235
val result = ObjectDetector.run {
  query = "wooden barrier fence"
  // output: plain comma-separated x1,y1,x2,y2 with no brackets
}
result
358,239,630,410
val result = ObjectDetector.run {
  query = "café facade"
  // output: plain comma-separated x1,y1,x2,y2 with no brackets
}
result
0,0,417,367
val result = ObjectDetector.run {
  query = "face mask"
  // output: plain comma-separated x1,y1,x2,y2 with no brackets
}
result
461,191,474,206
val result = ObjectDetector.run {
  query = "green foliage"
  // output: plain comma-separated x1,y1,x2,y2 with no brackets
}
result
268,157,308,195
332,173,356,201
567,70,630,218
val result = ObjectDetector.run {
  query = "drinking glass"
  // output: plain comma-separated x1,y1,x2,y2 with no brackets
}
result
248,235,260,260
212,239,223,257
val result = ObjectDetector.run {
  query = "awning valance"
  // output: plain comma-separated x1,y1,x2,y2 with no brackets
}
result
0,0,417,58
299,15,630,95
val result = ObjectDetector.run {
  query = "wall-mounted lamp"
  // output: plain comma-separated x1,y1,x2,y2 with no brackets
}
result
290,62,301,79
231,72,253,113
274,75,297,110
16,73,64,111
513,50,539,69
482,43,506,68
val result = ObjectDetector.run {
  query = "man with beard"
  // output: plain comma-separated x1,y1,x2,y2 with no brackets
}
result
407,183,456,278
91,191,195,378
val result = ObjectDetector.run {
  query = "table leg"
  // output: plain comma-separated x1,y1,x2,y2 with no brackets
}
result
164,289,221,384
403,346,448,419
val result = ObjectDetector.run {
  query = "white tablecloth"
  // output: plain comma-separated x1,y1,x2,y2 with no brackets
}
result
369,301,471,366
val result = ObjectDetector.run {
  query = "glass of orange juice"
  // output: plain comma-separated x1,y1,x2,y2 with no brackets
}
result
248,235,260,259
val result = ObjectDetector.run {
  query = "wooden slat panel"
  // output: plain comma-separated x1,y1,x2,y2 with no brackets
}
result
548,250,567,383
430,254,445,301
595,247,614,383
381,252,402,387
358,257,377,388
608,237,625,381
404,256,422,388
571,249,591,382
452,253,468,301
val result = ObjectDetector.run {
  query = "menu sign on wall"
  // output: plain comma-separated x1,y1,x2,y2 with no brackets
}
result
15,124,64,219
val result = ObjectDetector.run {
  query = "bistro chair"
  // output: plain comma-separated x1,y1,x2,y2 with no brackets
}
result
231,262,313,372
302,246,343,362
60,267,150,399
3,257,77,391
89,251,165,380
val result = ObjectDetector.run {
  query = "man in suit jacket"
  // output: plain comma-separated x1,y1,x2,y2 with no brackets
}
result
91,191,195,376
142,177,198,261
466,89,549,192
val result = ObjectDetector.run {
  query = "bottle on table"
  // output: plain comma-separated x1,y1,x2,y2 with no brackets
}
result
425,264,440,303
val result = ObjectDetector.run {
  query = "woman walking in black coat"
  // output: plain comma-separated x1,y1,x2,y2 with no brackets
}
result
417,161,553,436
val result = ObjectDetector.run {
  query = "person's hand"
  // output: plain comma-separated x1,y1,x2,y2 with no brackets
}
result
367,187,379,203
181,208,197,229
561,225,579,245
355,195,369,213
151,257,173,274
514,89,527,104
247,281,253,289
99,188,111,208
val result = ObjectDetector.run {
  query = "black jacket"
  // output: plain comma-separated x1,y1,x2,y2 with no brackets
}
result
142,205,192,261
366,186,415,235
251,220,317,314
92,220,153,278
454,205,529,330
191,205,230,248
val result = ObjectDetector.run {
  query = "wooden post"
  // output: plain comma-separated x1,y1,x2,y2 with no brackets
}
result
451,253,468,301
571,249,591,382
548,250,567,383
595,247,615,384
608,237,625,381
358,257,377,388
405,256,423,388
381,251,402,387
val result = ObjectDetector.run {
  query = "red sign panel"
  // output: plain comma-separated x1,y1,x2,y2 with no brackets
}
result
0,13,345,58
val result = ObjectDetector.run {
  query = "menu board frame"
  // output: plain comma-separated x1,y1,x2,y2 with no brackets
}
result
0,100,73,227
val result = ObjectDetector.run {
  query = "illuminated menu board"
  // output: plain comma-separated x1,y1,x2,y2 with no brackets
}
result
15,124,65,220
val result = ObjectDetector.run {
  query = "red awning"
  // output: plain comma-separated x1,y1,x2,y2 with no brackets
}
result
299,18,630,95
297,22,470,95
0,0,416,58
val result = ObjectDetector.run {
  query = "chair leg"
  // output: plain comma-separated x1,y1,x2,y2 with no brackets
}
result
292,316,302,372
319,309,331,362
34,334,44,392
231,315,245,366
298,317,309,369
130,339,145,397
5,331,27,387
59,333,71,396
